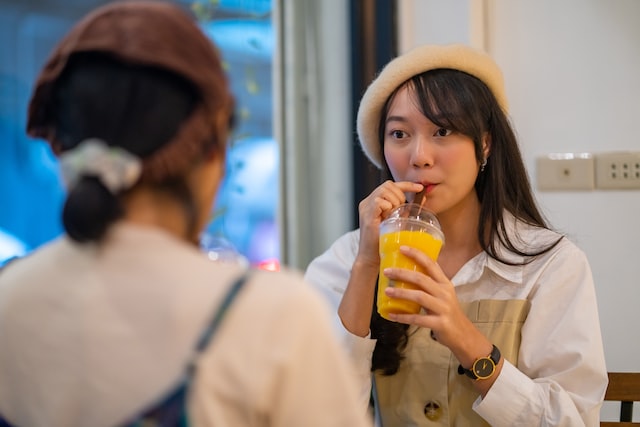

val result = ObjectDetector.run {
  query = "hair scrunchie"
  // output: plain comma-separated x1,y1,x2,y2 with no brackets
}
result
59,138,142,194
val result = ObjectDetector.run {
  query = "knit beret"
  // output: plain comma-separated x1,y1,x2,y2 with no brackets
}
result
356,44,508,169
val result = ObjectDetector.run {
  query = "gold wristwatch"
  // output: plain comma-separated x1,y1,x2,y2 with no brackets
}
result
458,345,501,380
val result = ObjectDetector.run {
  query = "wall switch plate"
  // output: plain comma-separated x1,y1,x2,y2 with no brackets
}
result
536,153,595,191
595,152,640,189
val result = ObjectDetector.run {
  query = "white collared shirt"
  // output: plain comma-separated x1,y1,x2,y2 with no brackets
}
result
305,217,608,426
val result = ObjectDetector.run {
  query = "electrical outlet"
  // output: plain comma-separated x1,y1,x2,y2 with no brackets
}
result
536,153,595,191
595,152,640,189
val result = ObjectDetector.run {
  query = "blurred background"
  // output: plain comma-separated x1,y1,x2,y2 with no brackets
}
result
0,0,281,270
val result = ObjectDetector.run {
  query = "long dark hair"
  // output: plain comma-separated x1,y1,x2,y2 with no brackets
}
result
53,53,199,243
370,68,562,374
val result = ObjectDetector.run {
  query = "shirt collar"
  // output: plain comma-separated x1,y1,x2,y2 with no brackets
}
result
452,212,539,286
452,251,524,286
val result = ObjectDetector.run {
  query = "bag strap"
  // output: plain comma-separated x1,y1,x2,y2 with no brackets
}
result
194,270,251,353
120,271,252,427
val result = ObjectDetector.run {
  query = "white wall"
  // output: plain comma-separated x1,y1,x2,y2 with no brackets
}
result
399,0,640,420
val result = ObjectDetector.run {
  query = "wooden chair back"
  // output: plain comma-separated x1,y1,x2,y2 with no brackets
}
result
601,372,640,427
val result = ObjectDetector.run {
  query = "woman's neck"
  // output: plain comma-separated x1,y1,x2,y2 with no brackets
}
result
121,188,192,242
436,198,483,279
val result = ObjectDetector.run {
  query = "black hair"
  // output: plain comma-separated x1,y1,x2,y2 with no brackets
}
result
53,52,199,243
371,68,562,375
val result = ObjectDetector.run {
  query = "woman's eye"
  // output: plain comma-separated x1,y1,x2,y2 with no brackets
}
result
435,128,452,137
389,130,407,139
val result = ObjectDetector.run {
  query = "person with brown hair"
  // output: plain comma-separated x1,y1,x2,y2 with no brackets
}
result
0,2,372,427
305,44,607,426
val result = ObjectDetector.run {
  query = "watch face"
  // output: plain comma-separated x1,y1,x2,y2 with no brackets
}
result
472,357,495,379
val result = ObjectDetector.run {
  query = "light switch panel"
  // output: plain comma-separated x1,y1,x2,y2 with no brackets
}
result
536,154,595,191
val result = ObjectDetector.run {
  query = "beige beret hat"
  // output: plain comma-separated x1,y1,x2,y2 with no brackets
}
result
356,44,508,169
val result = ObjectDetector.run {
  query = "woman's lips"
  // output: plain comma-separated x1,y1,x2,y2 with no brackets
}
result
423,183,437,194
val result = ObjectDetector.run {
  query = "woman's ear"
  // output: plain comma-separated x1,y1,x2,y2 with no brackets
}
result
482,133,492,160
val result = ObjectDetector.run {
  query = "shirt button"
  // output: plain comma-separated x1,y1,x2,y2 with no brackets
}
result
423,400,442,421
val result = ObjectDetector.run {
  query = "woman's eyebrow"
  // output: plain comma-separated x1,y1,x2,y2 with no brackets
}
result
385,115,408,124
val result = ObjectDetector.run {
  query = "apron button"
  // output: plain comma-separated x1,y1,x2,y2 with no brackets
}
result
423,400,442,421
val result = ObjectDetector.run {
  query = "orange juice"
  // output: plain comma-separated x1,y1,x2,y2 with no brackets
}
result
377,228,443,320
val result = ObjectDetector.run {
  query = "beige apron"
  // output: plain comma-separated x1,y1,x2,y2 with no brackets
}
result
374,299,530,426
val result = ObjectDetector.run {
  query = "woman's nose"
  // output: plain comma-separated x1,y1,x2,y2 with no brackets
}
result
410,137,433,168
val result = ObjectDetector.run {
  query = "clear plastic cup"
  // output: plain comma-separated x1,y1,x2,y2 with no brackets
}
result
377,203,444,321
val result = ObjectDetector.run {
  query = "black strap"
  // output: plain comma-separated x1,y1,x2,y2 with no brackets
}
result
194,270,251,352
124,270,252,426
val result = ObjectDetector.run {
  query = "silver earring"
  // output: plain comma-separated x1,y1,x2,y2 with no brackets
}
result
480,158,487,172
